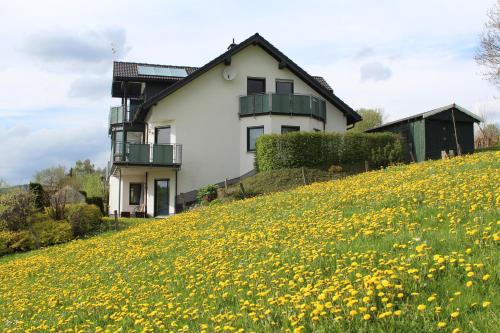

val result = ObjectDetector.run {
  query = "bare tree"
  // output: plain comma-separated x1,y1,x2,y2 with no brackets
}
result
475,0,500,88
475,110,500,148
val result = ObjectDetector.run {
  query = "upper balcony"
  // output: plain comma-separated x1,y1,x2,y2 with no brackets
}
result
239,93,327,122
109,105,140,126
111,143,182,168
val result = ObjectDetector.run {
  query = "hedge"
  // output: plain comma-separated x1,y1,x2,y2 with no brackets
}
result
255,132,404,171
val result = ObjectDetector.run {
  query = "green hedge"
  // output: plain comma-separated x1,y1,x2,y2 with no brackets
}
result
255,132,404,171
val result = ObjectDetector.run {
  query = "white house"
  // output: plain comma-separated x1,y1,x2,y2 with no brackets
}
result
107,33,361,217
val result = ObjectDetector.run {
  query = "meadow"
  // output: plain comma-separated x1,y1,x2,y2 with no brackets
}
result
0,152,498,332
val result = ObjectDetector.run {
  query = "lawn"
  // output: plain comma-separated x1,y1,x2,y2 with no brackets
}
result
0,152,498,332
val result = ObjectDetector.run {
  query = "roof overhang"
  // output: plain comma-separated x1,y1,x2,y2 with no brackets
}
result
365,103,482,132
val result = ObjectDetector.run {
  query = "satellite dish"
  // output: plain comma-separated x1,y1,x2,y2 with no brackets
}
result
222,66,237,81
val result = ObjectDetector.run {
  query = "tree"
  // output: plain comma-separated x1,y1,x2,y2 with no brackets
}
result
0,179,9,189
475,0,500,88
73,159,96,176
349,108,385,132
32,166,67,191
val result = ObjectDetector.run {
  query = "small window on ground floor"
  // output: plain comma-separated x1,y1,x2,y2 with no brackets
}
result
129,183,143,205
247,126,264,151
313,128,322,132
281,126,300,134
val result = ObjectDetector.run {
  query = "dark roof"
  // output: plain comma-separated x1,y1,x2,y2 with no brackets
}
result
136,33,361,125
365,103,482,132
312,76,333,92
113,61,199,82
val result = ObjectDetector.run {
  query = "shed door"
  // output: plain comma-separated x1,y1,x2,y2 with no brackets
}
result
426,120,456,159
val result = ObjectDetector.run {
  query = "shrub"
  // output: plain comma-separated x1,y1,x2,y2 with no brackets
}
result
8,230,36,252
0,190,37,231
31,214,73,247
197,184,218,203
255,132,404,171
86,197,105,214
0,230,15,255
29,183,49,211
65,203,103,237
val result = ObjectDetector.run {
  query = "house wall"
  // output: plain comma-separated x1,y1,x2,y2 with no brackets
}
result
108,167,176,217
146,44,347,195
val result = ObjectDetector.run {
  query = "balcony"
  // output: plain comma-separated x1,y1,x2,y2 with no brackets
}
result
239,93,327,122
109,105,140,126
111,143,182,166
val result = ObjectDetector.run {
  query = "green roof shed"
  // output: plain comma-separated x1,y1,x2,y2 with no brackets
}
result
366,104,482,162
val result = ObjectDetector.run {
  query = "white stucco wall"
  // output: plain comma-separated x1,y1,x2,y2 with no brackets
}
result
144,44,348,196
108,167,176,217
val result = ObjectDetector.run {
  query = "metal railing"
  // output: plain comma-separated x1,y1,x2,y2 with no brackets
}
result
239,93,327,122
112,143,182,165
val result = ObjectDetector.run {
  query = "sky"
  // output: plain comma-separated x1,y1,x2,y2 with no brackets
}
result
0,0,498,185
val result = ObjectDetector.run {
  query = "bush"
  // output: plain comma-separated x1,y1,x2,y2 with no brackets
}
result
31,214,73,247
0,190,37,231
0,230,15,255
197,184,218,203
65,203,103,237
29,183,49,211
8,230,36,252
255,132,404,171
86,197,105,214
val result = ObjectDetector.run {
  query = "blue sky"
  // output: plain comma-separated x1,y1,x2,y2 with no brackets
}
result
0,0,498,185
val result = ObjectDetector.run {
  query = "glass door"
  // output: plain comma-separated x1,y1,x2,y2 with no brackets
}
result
154,179,169,216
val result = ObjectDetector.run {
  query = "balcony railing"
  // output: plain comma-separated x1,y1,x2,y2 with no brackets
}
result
109,105,140,125
112,143,182,166
239,93,327,122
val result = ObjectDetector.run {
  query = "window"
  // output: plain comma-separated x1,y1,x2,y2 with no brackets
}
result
276,80,293,94
247,126,264,151
313,128,321,132
281,126,300,134
155,126,171,144
129,183,143,205
247,78,265,95
126,131,143,144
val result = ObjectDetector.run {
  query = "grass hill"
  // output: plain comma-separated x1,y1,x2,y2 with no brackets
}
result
0,152,498,332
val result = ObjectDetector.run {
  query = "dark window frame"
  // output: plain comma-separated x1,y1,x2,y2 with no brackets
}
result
247,77,266,95
275,79,294,94
155,126,171,144
129,183,142,206
247,126,264,152
281,125,300,134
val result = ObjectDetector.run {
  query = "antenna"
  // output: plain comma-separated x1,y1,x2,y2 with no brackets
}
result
227,38,237,50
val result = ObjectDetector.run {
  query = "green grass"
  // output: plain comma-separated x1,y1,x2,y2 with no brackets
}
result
0,152,498,332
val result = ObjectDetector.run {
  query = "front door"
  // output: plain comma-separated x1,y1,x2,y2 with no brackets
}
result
154,179,169,216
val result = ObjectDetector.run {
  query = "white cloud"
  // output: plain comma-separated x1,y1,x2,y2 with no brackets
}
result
360,62,393,82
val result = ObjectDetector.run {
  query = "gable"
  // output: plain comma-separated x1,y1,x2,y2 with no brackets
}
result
136,33,361,125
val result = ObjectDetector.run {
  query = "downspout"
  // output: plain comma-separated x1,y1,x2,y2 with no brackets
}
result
175,169,178,213
145,171,148,217
118,168,122,216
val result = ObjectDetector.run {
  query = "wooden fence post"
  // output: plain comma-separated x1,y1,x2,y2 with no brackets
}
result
239,183,247,198
364,160,369,172
301,167,307,185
